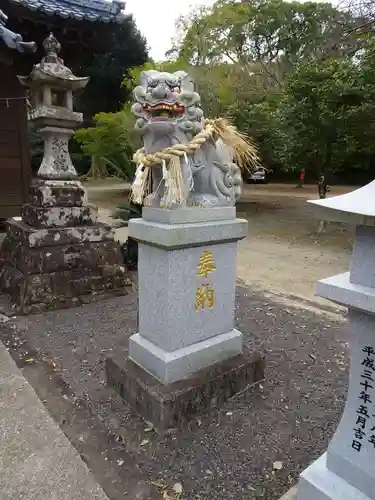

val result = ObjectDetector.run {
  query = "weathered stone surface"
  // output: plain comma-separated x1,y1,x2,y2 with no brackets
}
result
106,347,265,432
0,262,24,304
0,261,130,313
1,237,122,274
29,180,86,207
0,184,129,313
6,220,115,248
37,126,78,180
22,204,97,229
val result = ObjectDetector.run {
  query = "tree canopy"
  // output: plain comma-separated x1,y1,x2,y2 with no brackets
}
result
74,0,375,185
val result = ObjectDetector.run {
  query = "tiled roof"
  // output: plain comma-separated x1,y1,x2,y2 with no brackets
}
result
8,0,128,23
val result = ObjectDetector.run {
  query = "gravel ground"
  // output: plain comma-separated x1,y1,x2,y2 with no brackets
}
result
0,280,349,500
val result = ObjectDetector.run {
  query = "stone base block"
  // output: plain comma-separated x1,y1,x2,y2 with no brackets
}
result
142,206,236,224
106,346,265,432
129,216,247,249
129,329,243,384
22,204,97,228
0,261,131,314
297,453,372,500
6,219,115,248
1,234,122,274
29,180,87,207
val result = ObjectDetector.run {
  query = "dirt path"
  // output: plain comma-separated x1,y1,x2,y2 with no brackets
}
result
237,237,350,310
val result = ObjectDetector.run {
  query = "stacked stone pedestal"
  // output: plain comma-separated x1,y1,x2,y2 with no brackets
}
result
0,179,130,314
106,207,265,431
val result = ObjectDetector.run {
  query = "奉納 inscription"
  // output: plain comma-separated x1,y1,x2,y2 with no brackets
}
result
195,251,216,312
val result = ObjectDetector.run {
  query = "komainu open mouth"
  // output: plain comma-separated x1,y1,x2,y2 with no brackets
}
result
143,102,184,120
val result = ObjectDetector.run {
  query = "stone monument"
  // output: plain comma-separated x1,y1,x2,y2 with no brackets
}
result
297,180,375,500
0,33,130,314
106,70,265,431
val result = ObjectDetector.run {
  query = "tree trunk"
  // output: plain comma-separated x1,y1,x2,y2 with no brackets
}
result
316,145,331,233
85,155,109,179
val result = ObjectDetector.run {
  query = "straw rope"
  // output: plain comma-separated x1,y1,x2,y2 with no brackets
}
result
133,121,215,167
130,117,259,205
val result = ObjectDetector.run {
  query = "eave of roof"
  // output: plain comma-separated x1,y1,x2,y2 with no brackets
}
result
7,0,129,23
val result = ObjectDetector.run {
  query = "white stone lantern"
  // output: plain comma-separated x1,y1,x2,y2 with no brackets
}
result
297,180,375,500
18,33,89,180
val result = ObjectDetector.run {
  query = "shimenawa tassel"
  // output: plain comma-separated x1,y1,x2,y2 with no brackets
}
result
131,163,149,204
164,154,185,206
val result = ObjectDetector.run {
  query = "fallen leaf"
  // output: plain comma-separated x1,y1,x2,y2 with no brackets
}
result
173,483,183,494
24,358,34,364
273,461,283,470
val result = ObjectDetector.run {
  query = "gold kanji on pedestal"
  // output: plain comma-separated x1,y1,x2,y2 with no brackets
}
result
195,283,215,311
196,251,216,278
195,250,216,311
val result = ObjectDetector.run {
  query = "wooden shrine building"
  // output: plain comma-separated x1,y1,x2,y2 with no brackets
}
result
0,0,128,219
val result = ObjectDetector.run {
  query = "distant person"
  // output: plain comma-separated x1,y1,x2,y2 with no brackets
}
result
318,175,329,199
296,168,305,188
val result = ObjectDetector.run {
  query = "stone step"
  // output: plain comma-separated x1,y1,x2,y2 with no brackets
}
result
6,220,115,248
29,180,86,207
0,340,110,500
1,237,122,274
22,204,97,229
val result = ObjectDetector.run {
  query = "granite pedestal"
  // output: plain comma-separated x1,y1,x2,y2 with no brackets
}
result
0,180,130,314
297,181,375,500
107,207,265,430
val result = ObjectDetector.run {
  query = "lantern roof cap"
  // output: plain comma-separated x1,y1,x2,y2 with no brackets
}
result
18,33,89,90
309,180,375,226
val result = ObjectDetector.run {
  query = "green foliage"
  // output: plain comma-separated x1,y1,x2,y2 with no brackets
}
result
275,55,375,181
164,0,375,184
173,0,360,80
65,0,375,186
74,107,140,180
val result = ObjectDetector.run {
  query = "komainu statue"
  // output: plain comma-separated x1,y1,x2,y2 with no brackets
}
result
130,70,259,208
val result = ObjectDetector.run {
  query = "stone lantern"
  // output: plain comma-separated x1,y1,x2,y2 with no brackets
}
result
0,34,130,314
297,180,375,500
18,32,89,180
